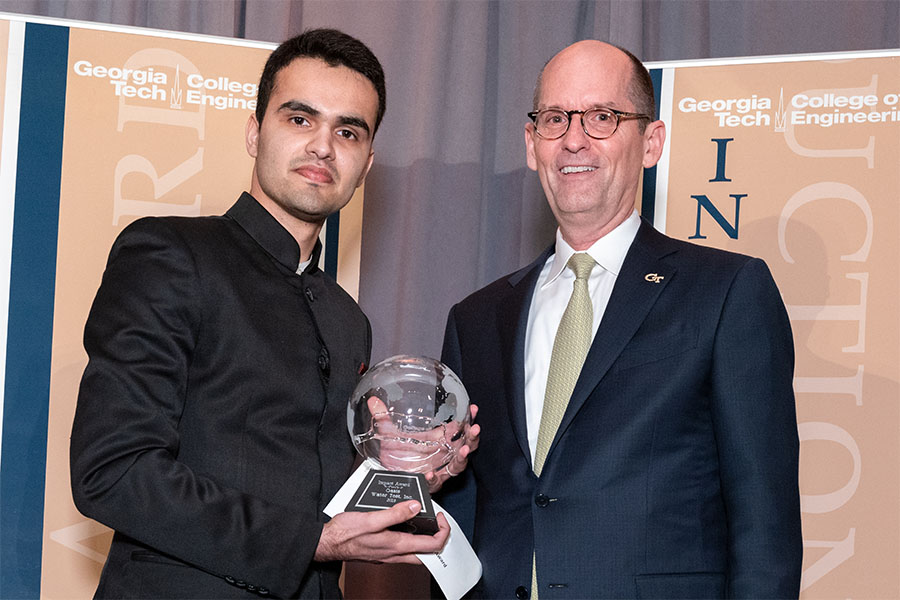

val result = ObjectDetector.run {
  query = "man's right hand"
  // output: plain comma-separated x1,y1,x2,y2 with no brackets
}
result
314,500,450,564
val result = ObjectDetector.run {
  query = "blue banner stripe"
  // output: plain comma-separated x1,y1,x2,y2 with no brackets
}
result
0,22,69,600
641,68,664,224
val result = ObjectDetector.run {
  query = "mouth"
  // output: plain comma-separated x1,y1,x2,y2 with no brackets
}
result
294,164,335,184
559,165,596,174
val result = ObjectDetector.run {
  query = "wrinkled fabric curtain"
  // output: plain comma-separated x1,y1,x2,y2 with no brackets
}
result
4,0,895,360
2,0,896,596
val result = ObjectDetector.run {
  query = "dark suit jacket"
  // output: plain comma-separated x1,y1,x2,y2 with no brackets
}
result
70,193,371,599
439,220,802,599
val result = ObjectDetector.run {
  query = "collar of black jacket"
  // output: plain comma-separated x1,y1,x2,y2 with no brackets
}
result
226,192,322,274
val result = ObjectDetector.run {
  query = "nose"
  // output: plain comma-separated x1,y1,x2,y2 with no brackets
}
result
561,114,590,152
306,127,335,160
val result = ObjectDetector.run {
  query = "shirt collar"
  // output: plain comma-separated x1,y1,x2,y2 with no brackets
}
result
543,209,641,288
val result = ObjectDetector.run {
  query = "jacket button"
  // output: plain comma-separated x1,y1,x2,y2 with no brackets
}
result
317,348,331,374
516,585,529,599
305,287,315,302
258,588,270,596
535,493,550,508
224,576,236,585
235,580,247,589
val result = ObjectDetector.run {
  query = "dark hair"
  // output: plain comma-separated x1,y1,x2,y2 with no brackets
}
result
532,42,655,132
255,28,386,134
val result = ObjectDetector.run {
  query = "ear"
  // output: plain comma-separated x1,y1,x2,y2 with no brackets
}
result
245,113,260,158
355,148,375,188
641,120,666,169
525,123,538,172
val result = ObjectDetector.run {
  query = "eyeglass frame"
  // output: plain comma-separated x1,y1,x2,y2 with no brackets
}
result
526,107,652,140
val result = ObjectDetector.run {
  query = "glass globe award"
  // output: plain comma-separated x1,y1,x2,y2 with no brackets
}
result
346,355,471,534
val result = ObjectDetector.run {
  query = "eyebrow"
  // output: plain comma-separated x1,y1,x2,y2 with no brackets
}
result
279,100,318,116
542,102,625,111
278,100,371,136
337,115,371,136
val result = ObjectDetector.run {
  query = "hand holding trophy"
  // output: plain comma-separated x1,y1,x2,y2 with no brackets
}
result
346,355,472,534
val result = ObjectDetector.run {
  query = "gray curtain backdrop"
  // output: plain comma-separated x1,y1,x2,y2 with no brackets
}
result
4,0,896,364
1,0,896,596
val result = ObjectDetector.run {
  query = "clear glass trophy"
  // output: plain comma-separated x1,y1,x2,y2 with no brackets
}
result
346,355,471,534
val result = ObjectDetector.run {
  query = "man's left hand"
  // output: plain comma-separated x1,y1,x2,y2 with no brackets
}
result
425,404,480,493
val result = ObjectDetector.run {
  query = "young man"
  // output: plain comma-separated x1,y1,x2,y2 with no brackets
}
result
71,29,468,599
439,40,802,599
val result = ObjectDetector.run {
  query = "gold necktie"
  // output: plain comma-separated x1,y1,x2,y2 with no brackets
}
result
532,252,596,599
534,252,596,475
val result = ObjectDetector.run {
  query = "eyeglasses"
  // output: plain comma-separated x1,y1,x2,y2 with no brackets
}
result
527,107,652,140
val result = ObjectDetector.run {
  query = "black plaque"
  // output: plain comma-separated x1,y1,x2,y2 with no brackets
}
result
345,469,438,535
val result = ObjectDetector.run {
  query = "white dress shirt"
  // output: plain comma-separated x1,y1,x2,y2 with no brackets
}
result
297,256,313,274
523,210,641,462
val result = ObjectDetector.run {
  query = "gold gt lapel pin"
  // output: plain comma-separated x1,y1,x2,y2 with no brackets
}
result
644,273,664,284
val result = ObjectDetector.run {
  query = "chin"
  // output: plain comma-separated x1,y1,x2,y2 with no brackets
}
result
553,197,605,215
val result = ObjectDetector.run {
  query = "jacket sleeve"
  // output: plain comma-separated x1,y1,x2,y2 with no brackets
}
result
435,305,478,541
70,218,319,598
710,257,803,598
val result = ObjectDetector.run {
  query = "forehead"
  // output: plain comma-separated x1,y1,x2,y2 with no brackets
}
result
269,57,379,126
538,44,633,110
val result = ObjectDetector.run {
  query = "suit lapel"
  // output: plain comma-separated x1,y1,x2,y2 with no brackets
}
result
551,221,678,451
498,246,553,468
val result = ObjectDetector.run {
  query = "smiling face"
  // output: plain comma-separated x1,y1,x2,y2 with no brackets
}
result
525,41,665,248
246,57,378,245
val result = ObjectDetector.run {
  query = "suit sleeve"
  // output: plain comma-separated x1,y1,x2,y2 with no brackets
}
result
70,219,318,598
436,305,478,541
710,257,802,598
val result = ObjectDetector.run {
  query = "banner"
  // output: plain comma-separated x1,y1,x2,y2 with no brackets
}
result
0,14,365,599
645,51,899,599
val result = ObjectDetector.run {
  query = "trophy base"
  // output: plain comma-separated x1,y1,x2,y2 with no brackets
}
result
345,469,438,535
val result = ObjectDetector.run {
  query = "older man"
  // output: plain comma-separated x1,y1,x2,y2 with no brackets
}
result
439,40,802,599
